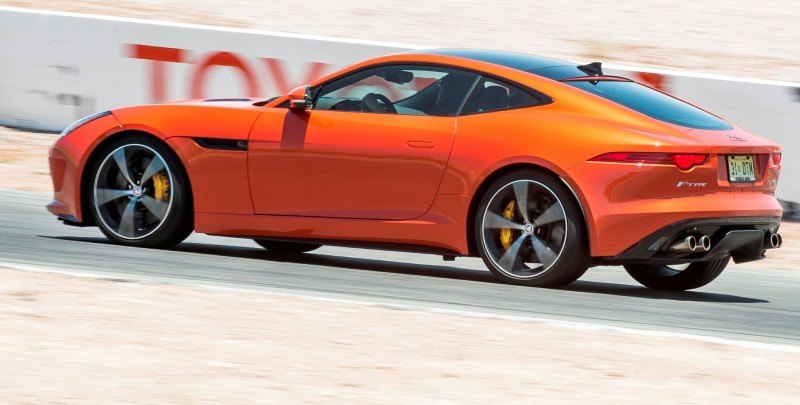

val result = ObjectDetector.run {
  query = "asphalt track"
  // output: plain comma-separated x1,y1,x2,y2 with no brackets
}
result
2,188,799,345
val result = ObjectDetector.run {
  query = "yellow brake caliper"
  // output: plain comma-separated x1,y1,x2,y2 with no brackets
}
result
499,200,515,250
151,172,170,202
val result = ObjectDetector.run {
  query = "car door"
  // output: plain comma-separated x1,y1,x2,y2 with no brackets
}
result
248,64,478,220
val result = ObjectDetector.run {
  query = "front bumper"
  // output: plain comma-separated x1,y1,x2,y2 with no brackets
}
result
46,112,122,224
604,216,781,265
47,144,81,222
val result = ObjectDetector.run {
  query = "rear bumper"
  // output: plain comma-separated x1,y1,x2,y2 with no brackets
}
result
604,216,781,265
567,157,782,257
577,190,782,257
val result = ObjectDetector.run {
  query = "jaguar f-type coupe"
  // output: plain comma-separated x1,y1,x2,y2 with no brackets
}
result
48,49,783,290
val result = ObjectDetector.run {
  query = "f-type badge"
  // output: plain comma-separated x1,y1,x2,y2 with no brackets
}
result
677,181,707,188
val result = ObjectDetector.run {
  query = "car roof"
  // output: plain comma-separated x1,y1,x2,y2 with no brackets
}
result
418,49,570,70
412,49,591,81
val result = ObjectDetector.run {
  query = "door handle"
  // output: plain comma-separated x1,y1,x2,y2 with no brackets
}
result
407,141,435,148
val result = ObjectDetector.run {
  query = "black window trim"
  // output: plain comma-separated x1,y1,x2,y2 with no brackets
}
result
309,61,554,117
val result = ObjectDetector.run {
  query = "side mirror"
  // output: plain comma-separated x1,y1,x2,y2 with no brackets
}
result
287,85,312,112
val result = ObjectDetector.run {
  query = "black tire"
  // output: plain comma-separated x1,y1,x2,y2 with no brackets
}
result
624,257,729,291
254,239,322,254
474,170,590,288
89,135,193,248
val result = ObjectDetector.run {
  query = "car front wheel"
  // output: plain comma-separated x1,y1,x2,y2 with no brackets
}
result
89,136,192,248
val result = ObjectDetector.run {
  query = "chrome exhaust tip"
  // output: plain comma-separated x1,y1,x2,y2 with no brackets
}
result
698,235,711,252
670,235,698,253
769,233,782,248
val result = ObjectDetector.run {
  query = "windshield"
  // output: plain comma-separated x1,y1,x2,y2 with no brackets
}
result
565,80,733,130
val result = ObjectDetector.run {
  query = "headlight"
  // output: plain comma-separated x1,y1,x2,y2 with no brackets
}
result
60,111,112,137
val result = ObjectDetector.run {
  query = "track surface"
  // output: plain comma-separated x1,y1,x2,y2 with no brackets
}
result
2,189,799,345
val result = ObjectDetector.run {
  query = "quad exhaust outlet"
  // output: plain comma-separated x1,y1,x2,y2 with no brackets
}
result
670,232,782,254
767,232,782,249
669,235,697,253
698,235,711,252
669,234,711,253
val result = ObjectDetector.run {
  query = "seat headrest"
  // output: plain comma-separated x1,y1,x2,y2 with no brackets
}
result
477,86,510,112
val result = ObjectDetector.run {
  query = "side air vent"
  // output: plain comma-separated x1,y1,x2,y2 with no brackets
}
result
193,137,248,151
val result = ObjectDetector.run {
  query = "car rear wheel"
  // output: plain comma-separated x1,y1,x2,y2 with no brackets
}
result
254,239,322,254
90,136,192,248
623,257,730,291
474,170,590,288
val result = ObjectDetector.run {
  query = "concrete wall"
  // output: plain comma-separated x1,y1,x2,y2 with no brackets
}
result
1,6,797,214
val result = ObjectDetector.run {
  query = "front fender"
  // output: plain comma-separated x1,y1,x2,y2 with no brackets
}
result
47,113,123,223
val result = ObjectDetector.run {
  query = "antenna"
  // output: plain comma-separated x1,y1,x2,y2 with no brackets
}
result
577,62,603,76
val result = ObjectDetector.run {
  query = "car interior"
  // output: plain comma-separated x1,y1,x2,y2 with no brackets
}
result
314,66,540,116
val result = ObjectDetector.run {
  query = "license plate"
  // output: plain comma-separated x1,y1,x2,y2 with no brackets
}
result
727,155,756,183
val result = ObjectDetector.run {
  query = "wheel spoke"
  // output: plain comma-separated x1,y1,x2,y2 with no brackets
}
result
96,188,133,205
498,233,528,271
140,157,166,184
140,195,168,220
111,148,135,186
512,182,530,223
550,225,565,244
484,211,524,230
482,179,569,278
117,198,138,237
530,235,557,268
534,202,565,227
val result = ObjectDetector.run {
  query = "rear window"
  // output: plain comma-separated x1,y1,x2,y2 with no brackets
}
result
565,80,733,130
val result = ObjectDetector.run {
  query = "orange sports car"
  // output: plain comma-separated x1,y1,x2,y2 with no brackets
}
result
47,49,784,290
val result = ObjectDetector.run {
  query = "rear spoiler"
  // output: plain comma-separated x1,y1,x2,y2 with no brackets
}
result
560,75,632,83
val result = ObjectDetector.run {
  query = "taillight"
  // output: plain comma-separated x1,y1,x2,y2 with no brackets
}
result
590,152,671,164
672,154,708,171
590,152,708,171
773,152,782,166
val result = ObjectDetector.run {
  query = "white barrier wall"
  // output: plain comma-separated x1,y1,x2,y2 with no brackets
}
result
1,6,799,210
0,7,410,131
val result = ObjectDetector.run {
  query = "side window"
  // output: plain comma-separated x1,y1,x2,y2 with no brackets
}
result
314,65,477,116
460,77,544,114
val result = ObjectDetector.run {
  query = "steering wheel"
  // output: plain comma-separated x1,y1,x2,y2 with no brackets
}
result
362,93,397,114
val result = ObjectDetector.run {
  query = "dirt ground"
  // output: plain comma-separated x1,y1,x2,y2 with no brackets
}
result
2,0,799,82
0,127,52,192
1,266,799,402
